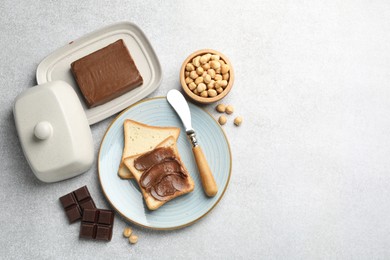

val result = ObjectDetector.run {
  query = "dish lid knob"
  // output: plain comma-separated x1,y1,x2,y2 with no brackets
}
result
34,121,53,140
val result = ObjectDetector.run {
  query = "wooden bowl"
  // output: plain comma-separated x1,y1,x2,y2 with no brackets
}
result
180,49,234,104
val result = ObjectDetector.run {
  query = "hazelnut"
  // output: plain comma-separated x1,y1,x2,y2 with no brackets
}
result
129,234,138,244
208,89,217,97
200,90,208,97
216,104,226,113
215,80,222,89
200,54,210,64
196,67,204,75
211,54,220,60
216,87,224,94
190,71,198,79
192,56,201,67
123,227,132,238
214,74,223,81
221,64,230,74
225,105,234,114
220,80,228,88
194,77,204,85
222,73,229,80
234,116,242,126
196,83,206,93
202,63,210,70
185,77,193,84
186,63,195,72
204,74,212,84
207,80,215,89
188,82,197,90
218,115,227,125
210,60,221,70
207,69,216,79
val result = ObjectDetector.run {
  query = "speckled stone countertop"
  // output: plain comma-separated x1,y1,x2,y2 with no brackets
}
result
1,1,390,259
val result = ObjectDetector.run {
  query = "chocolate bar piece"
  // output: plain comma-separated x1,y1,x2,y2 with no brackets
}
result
70,39,143,108
80,208,115,241
59,186,96,223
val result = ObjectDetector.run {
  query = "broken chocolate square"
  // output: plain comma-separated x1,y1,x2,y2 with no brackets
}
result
79,208,115,241
59,186,96,223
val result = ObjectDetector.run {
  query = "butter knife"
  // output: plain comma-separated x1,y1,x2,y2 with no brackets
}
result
167,89,218,197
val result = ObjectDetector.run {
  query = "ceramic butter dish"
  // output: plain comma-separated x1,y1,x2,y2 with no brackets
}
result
13,81,94,182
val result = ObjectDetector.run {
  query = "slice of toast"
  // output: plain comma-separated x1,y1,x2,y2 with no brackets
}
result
123,136,194,210
118,119,180,179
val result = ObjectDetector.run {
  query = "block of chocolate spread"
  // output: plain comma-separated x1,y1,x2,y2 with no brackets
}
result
70,39,143,108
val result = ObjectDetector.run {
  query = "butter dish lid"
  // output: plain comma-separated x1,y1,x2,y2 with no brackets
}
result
13,81,94,183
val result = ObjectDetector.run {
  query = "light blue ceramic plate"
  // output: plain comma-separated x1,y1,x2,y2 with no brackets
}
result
98,97,231,230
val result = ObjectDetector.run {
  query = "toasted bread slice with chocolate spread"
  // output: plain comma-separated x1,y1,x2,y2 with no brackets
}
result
123,136,194,210
118,119,180,179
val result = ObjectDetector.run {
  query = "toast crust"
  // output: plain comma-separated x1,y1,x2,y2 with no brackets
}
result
118,119,180,179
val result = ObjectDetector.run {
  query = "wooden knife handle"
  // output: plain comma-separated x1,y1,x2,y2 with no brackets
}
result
192,145,218,197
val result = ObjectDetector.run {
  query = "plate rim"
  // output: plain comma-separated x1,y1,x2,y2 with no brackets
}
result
97,96,232,230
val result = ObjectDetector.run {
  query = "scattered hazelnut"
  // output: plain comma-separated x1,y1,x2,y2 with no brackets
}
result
218,115,227,125
225,105,234,114
123,227,132,238
234,116,243,126
216,104,226,113
129,234,138,244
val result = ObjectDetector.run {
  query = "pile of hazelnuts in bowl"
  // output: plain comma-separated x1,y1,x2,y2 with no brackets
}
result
180,49,234,104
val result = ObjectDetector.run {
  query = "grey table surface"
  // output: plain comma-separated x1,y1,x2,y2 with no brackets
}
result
1,0,390,259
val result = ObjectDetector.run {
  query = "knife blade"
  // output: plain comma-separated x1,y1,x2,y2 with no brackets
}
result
167,89,218,197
